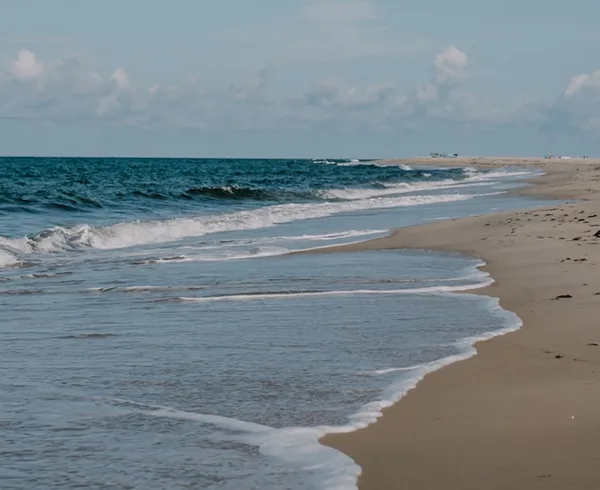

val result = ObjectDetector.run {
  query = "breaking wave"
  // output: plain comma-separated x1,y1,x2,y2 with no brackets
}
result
0,193,474,258
0,249,19,268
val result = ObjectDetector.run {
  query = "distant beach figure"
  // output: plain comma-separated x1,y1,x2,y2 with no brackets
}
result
430,152,459,158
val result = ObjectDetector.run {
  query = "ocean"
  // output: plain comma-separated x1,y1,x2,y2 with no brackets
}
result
0,157,552,489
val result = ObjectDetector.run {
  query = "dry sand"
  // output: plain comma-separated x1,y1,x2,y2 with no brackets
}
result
308,157,600,489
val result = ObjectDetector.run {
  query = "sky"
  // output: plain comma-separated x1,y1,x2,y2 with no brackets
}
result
2,0,600,158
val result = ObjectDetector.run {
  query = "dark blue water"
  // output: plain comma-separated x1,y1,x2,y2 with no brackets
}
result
0,158,551,489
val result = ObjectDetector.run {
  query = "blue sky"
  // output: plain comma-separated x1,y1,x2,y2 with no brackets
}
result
2,0,600,157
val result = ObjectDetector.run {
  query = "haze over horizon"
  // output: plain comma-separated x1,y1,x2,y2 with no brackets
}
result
2,0,600,158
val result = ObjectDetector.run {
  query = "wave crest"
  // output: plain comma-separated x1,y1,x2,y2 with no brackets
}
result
182,186,312,201
0,193,474,260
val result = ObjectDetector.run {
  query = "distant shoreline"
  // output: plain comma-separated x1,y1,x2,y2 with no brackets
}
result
377,155,600,169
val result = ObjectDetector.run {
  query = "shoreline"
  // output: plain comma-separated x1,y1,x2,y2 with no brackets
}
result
310,158,600,489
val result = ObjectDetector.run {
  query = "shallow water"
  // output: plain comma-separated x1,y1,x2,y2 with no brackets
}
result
0,158,554,489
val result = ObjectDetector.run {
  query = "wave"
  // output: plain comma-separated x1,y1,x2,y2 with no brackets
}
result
0,193,475,258
0,158,529,220
162,280,494,303
184,182,439,202
312,158,351,165
87,285,207,294
270,229,388,242
464,168,536,181
313,167,528,201
311,158,372,165
0,165,528,267
367,365,426,375
0,178,466,212
0,249,19,268
109,397,358,490
132,246,290,265
155,176,488,203
320,179,490,200
173,177,490,204
0,288,45,295
131,255,188,265
0,160,527,217
20,272,73,279
125,231,387,266
57,333,120,340
202,230,388,246
181,186,314,202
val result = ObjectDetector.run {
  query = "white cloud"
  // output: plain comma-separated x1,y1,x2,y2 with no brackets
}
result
565,74,590,97
433,45,468,85
564,71,600,97
111,68,131,91
9,50,44,81
531,69,600,133
389,46,476,125
301,80,393,110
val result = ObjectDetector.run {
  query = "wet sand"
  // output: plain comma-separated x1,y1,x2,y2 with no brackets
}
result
311,158,600,489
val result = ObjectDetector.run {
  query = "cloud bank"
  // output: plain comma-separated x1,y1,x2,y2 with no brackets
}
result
1,44,599,141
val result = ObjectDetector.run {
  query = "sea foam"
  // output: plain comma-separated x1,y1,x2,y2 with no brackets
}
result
0,193,474,259
167,280,494,303
0,251,18,268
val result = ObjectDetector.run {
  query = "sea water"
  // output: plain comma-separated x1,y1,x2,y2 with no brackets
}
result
0,158,553,489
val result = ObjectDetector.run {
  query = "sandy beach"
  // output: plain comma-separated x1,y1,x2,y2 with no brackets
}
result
311,157,600,489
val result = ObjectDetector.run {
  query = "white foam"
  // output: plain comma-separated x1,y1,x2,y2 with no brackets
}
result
338,161,412,170
334,161,370,167
130,231,388,265
20,272,70,279
198,246,290,261
0,249,19,268
321,181,446,200
108,397,358,490
322,179,494,201
467,169,534,182
135,246,291,265
271,229,388,242
191,230,388,248
0,193,474,255
169,279,493,303
146,407,272,434
368,365,426,375
313,159,340,165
